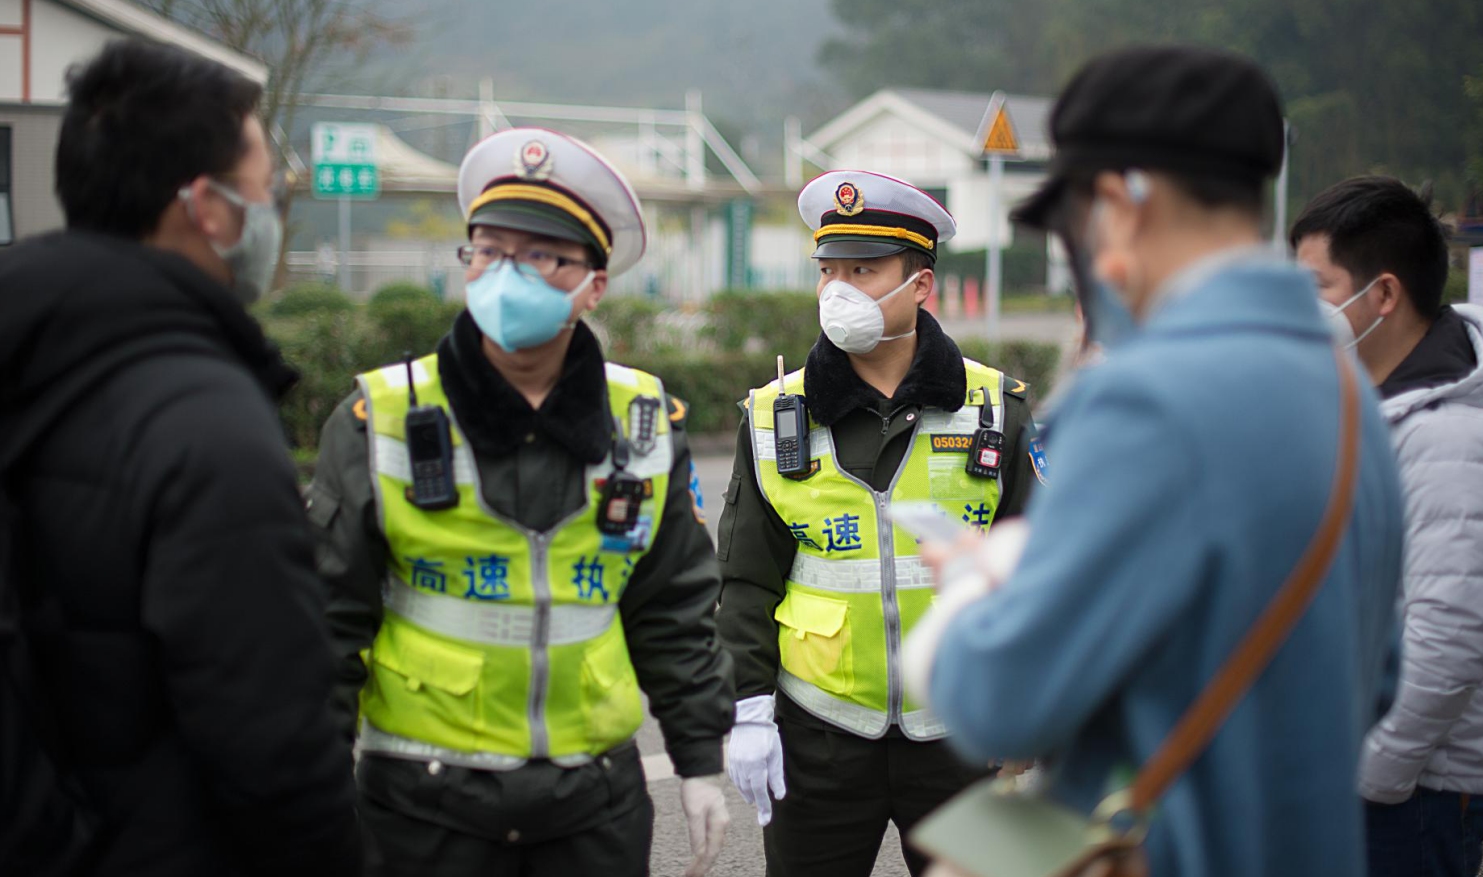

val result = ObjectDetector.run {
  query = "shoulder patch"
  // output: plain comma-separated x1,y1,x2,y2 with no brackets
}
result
1029,434,1049,485
667,394,689,427
1004,377,1029,400
687,459,706,524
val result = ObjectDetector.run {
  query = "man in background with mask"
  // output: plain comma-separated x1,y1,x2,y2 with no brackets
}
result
906,47,1404,876
714,170,1040,877
1293,177,1483,877
0,40,362,874
308,128,733,877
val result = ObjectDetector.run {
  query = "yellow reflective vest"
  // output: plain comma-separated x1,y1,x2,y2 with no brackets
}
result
356,354,671,768
749,360,1005,740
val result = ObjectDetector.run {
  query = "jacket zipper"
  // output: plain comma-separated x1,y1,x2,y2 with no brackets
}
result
528,532,552,757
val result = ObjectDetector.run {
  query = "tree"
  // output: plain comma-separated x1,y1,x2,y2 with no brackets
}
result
142,0,409,154
819,0,1483,210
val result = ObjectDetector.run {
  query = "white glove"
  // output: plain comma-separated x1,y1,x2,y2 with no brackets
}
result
679,774,730,877
725,694,787,826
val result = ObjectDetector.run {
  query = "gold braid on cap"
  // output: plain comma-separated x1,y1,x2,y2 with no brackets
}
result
814,224,935,251
467,184,613,254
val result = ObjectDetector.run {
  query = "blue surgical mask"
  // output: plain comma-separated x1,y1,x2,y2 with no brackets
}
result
466,261,595,351
1086,276,1138,348
1066,203,1139,350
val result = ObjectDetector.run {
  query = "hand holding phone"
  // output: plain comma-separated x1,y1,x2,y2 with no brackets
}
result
888,501,968,546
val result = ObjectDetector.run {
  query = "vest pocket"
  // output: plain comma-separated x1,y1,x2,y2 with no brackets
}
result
369,623,484,747
581,626,644,752
775,590,853,697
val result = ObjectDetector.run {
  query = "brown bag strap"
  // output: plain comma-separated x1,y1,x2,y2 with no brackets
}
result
1128,350,1362,813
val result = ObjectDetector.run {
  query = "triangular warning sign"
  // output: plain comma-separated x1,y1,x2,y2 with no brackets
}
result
982,107,1019,155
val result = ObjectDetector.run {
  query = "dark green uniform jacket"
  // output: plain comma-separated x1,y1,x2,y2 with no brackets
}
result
715,310,1037,718
308,314,734,785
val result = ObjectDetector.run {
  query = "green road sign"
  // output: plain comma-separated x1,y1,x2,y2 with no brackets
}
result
311,122,380,200
313,162,380,199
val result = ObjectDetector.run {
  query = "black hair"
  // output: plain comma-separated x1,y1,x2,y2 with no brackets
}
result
1289,176,1450,319
1165,174,1264,216
1063,169,1265,218
56,39,263,237
899,249,934,281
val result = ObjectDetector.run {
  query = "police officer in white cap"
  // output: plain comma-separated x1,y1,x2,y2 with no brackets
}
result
307,128,733,877
714,170,1041,876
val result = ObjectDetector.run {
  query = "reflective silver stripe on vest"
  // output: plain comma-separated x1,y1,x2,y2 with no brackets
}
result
373,434,478,486
752,426,832,463
901,709,947,740
386,578,619,647
358,719,601,771
917,407,982,435
777,669,947,741
788,554,935,593
778,668,889,738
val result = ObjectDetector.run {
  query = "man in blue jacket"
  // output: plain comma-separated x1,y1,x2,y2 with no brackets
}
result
911,47,1404,876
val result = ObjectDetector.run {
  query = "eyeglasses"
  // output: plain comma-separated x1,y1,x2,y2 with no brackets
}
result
456,245,592,280
211,170,291,213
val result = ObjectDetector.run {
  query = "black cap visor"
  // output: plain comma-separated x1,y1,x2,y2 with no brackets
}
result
469,202,597,252
811,238,912,260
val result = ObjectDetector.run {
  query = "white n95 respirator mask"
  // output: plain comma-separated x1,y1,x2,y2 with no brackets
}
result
818,271,922,354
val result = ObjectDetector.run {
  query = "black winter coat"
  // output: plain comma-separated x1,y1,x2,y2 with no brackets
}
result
0,232,361,876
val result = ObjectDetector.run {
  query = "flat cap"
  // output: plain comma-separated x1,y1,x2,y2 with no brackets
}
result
1014,45,1285,228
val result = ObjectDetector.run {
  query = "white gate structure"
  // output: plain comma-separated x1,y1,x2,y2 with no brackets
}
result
283,83,821,301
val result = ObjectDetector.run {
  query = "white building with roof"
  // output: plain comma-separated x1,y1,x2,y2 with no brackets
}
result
803,87,1052,253
0,0,267,243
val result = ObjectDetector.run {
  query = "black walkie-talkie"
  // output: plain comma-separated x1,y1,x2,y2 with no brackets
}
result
964,386,1005,479
598,419,646,536
402,353,458,511
772,355,811,477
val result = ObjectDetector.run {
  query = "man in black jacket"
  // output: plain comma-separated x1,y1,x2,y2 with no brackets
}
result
0,40,361,876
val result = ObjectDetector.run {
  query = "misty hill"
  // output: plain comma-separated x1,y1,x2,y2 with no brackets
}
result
342,0,850,171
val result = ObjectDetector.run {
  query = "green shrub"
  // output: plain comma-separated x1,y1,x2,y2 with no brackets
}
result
263,299,1064,465
269,283,354,318
589,295,668,358
612,352,783,435
956,338,1063,407
273,310,366,450
362,284,460,368
934,239,1047,294
705,290,819,359
1444,269,1469,306
369,282,440,313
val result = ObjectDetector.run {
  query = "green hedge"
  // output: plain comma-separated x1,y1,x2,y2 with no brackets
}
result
612,337,1062,436
704,290,821,356
269,282,354,318
265,292,1062,456
264,285,459,451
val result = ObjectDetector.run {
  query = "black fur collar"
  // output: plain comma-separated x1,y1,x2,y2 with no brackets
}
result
437,311,612,464
803,309,966,427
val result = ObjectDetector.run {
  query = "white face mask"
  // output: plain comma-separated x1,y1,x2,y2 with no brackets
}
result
818,271,922,354
1318,276,1382,350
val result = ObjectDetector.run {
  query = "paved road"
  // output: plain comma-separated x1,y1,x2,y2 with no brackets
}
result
640,454,913,876
939,310,1077,344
